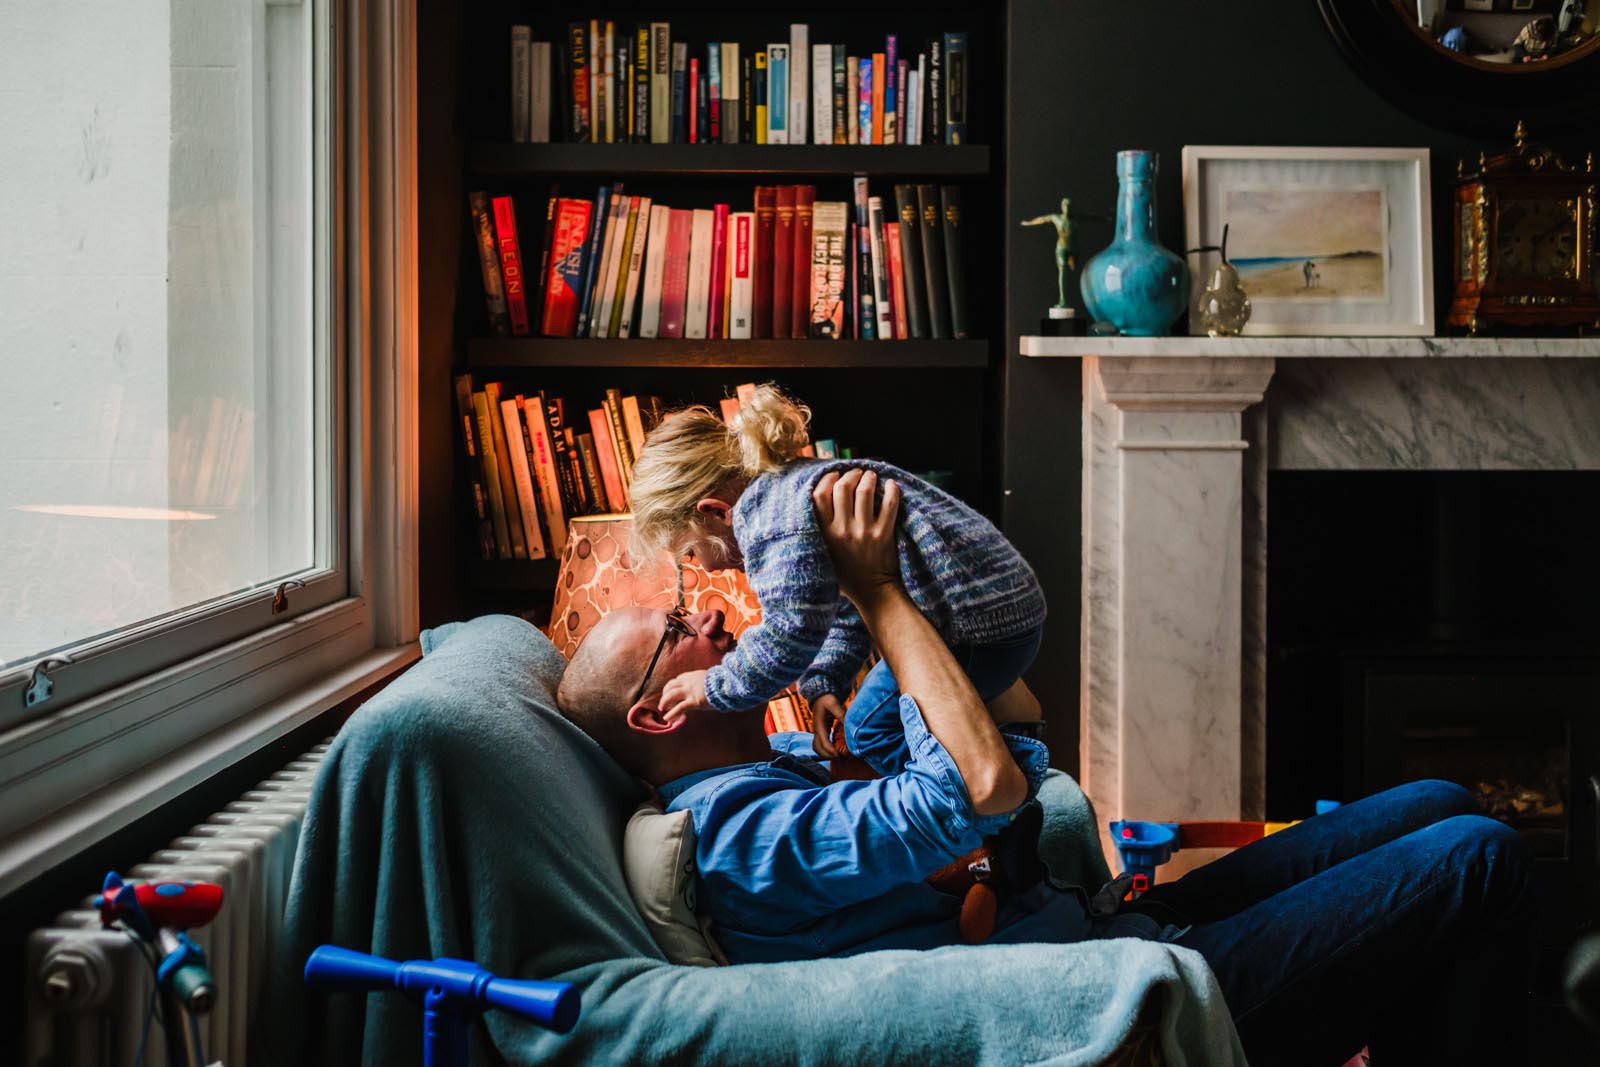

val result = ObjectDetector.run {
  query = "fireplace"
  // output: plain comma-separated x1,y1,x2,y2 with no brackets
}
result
1267,469,1600,992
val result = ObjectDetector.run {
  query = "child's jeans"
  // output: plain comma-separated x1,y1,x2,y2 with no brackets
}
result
842,626,1043,775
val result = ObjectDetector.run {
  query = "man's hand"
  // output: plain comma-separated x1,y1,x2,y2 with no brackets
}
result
811,469,902,609
810,693,846,758
660,669,711,722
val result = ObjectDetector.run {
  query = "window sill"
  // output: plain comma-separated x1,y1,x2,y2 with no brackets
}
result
0,605,418,898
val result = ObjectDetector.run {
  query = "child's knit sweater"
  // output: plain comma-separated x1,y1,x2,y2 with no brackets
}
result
702,459,1047,713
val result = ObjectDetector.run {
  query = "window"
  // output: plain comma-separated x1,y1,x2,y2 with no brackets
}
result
0,0,418,896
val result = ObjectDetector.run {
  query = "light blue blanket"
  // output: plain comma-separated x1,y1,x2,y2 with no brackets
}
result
262,615,1246,1066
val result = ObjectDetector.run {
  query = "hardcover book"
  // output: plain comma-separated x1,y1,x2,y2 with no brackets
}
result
754,50,768,143
870,53,885,146
521,395,567,552
687,56,699,143
601,20,615,143
543,392,582,515
706,42,722,143
587,408,628,512
832,47,848,144
622,395,649,465
659,208,693,338
788,24,808,145
541,196,593,337
483,382,528,559
892,185,931,339
707,203,729,340
511,26,531,142
867,195,894,340
531,41,552,142
906,65,921,146
468,191,510,337
684,208,715,340
453,374,498,560
567,22,591,142
587,19,601,139
471,389,514,558
741,54,754,143
857,57,873,145
592,193,631,337
926,37,943,145
885,221,908,340
633,25,651,143
917,184,952,338
574,183,616,337
810,43,832,146
941,184,970,339
721,43,741,144
490,195,530,336
729,210,754,339
847,57,860,144
574,431,610,514
766,44,788,144
791,185,817,339
772,185,797,338
752,186,776,338
637,203,672,338
500,396,549,560
883,36,897,145
531,186,558,331
650,22,670,142
852,176,876,339
809,201,848,339
670,42,688,142
617,195,652,338
604,388,634,487
895,59,909,148
943,32,968,144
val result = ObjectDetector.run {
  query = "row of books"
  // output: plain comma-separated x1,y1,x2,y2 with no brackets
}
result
510,21,969,147
455,376,857,561
470,179,970,342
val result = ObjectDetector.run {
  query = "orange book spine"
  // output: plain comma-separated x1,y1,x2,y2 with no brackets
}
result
587,407,628,511
885,221,908,340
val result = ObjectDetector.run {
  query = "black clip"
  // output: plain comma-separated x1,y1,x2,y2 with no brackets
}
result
24,656,73,710
271,579,306,615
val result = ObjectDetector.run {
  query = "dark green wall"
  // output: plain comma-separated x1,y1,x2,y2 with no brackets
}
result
1000,0,1498,773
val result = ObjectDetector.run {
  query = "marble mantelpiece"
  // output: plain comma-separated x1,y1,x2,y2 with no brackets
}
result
1021,335,1600,861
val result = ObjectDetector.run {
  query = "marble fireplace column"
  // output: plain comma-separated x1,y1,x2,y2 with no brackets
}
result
1081,355,1276,859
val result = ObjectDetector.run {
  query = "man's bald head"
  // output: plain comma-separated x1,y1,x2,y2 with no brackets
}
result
557,607,659,776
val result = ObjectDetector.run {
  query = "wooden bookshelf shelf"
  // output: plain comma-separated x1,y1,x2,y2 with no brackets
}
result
467,338,991,369
469,557,560,591
467,142,991,179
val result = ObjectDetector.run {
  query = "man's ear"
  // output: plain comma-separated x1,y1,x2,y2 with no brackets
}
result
695,497,733,527
626,698,686,736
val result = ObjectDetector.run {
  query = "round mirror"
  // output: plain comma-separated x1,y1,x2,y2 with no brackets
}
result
1320,0,1600,134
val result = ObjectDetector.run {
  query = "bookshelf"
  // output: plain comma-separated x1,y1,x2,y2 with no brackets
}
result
427,2,1009,623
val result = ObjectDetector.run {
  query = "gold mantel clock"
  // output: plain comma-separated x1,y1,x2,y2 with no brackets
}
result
1449,123,1599,333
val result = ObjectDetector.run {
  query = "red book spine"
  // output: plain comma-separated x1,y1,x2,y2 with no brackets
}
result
707,203,729,339
885,221,908,340
491,196,530,336
587,408,628,512
541,198,593,337
752,186,776,338
687,57,699,144
790,184,816,339
659,208,693,338
772,185,796,339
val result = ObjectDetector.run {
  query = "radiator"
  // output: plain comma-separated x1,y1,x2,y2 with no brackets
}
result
22,740,332,1067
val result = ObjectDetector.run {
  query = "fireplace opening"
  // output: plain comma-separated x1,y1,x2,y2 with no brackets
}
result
1266,470,1600,1015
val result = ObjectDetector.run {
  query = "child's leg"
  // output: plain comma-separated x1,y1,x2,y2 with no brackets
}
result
843,626,1045,776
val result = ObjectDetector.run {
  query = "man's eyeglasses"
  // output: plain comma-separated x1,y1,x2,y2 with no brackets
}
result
633,607,696,706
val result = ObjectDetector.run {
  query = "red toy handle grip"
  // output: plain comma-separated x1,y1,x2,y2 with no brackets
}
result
132,882,224,930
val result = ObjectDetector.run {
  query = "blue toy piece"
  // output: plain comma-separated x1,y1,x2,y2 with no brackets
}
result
304,945,580,1067
1108,820,1179,893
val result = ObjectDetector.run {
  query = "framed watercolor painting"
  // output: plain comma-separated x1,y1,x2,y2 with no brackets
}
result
1182,146,1433,336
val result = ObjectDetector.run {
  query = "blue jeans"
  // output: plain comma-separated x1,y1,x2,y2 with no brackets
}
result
1132,780,1536,1066
843,627,1043,774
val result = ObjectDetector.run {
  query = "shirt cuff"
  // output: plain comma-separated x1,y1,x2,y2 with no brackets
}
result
702,666,750,713
797,669,844,704
969,730,1051,836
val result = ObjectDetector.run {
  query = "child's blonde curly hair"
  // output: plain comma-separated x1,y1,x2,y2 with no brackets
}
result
629,383,811,565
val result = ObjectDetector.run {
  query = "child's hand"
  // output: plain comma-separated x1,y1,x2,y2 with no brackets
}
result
810,693,846,758
660,669,711,722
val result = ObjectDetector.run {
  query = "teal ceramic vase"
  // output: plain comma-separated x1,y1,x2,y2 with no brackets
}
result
1080,151,1190,337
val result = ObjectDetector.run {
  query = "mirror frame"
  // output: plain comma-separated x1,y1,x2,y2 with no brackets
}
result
1318,0,1600,136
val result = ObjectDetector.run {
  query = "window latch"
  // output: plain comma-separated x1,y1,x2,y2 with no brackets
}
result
24,656,73,710
271,579,307,615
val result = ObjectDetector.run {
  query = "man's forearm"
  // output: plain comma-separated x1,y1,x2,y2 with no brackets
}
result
851,583,1027,816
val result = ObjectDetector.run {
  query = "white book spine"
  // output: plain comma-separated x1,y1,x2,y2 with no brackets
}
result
523,399,567,552
650,23,671,143
729,211,754,339
905,69,920,147
638,204,673,338
618,195,653,338
500,398,548,559
867,196,894,340
914,54,927,145
810,44,832,146
788,24,808,146
531,42,552,142
766,44,789,144
595,196,633,337
511,26,531,142
684,208,715,340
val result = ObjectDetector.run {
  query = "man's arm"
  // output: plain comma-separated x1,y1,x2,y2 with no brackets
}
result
812,469,1028,817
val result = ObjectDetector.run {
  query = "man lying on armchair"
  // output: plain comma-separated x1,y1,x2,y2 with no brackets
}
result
558,469,1537,1067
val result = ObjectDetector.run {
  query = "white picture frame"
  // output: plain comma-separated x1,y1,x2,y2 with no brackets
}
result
1182,145,1434,336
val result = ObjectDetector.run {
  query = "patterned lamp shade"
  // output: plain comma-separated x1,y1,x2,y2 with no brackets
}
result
547,513,814,733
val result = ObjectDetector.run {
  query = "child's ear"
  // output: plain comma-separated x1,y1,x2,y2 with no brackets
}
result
695,497,734,527
626,699,685,736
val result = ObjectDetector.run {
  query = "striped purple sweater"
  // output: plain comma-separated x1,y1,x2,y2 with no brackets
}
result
702,459,1047,713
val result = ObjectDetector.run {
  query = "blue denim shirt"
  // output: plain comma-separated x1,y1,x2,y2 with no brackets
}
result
658,692,1065,963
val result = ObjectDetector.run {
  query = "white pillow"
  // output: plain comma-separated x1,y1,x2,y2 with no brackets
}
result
622,798,727,967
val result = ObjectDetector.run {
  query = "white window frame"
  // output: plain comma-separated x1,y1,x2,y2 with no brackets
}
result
0,0,419,899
